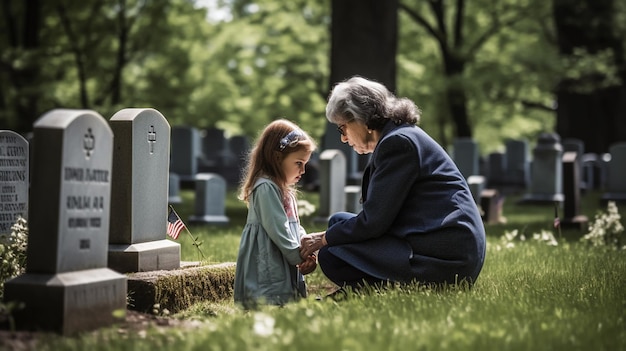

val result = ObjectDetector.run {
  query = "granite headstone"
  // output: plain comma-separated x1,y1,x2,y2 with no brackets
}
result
3,109,126,335
315,149,346,223
108,108,181,273
0,130,29,234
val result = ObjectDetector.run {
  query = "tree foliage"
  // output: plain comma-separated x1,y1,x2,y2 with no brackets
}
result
0,0,623,153
553,0,626,153
0,0,330,140
194,0,330,139
397,0,560,153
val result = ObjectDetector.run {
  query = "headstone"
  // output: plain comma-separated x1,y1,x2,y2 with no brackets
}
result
521,133,564,204
322,124,363,185
200,127,229,169
601,142,626,203
480,189,505,225
560,151,588,229
467,175,486,204
168,172,182,204
562,138,587,190
504,139,530,189
188,173,229,225
107,108,181,273
314,149,346,223
226,135,250,185
598,153,611,190
0,130,29,234
3,109,126,335
486,152,506,188
345,185,362,213
452,138,479,179
581,153,598,190
170,126,201,184
302,152,320,191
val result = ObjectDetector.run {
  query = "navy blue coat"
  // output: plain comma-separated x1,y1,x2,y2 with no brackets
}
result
325,121,486,285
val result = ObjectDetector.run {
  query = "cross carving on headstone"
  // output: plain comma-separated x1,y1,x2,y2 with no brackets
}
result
84,128,95,158
147,125,156,154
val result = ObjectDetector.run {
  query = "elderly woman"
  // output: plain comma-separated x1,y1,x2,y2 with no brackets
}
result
300,76,486,293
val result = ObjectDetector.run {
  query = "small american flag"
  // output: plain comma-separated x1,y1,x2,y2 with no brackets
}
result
167,206,185,240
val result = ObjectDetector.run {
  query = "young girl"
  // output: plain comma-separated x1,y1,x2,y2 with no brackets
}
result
234,119,318,308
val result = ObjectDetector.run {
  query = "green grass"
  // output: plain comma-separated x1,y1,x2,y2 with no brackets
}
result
32,189,626,350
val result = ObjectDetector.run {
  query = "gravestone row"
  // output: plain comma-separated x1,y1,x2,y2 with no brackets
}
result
450,134,624,202
169,125,323,192
169,126,248,188
1,108,230,334
451,134,626,226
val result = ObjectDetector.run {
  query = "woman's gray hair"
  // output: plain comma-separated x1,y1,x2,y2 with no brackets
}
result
325,76,421,130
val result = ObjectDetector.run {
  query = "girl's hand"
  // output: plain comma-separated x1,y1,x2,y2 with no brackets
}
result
298,254,317,275
300,232,326,258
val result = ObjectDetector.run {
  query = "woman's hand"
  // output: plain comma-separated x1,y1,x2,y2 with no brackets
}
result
300,232,327,258
298,254,317,275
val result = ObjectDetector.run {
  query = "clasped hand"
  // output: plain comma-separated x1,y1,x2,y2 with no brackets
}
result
298,232,325,275
298,254,317,275
300,232,326,258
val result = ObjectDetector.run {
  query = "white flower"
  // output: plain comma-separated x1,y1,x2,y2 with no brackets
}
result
582,201,624,249
253,312,275,337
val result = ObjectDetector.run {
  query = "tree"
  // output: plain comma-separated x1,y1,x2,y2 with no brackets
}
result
398,0,551,141
0,0,213,132
0,0,43,132
553,0,626,153
328,0,398,90
193,0,330,138
324,0,398,164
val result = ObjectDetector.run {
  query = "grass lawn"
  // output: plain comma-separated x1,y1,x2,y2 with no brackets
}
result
10,188,626,350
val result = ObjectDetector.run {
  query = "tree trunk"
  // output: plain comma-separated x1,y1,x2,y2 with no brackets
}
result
443,56,472,137
553,0,626,154
328,0,398,91
325,0,399,180
2,0,42,133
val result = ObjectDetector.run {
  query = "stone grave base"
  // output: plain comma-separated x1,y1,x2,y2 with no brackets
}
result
3,268,127,335
560,215,589,231
518,193,564,204
108,239,181,273
601,192,626,204
480,189,506,225
127,262,235,313
188,215,230,226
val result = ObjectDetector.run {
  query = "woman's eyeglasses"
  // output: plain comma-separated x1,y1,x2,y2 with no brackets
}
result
279,129,305,151
337,124,347,136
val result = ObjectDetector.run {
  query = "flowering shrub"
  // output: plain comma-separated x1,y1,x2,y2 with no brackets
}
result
297,199,316,217
0,216,28,289
498,228,558,249
581,201,624,249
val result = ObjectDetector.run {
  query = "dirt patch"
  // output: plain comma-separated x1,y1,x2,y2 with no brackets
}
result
0,309,197,351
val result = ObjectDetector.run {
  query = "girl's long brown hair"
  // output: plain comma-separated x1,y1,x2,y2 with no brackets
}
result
238,119,317,204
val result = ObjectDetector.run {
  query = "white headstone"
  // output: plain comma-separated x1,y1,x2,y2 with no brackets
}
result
0,130,29,234
107,108,181,273
315,149,346,222
3,109,126,335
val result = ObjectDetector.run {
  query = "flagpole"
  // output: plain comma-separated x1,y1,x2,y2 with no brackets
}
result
169,205,206,260
553,201,562,238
